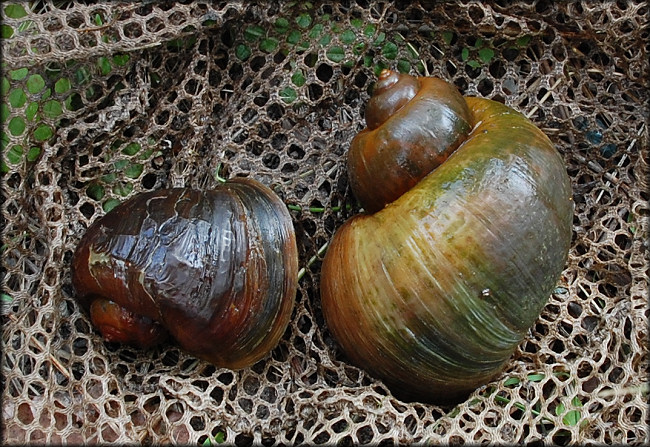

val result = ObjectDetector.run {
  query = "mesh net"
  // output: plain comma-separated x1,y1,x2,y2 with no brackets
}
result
2,1,649,445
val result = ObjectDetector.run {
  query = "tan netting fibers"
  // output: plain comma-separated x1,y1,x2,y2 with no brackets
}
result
1,1,648,445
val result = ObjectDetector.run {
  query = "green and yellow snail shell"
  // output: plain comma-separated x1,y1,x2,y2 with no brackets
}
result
320,70,573,403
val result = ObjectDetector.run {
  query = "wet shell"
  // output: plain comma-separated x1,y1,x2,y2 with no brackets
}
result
320,70,573,403
72,178,298,370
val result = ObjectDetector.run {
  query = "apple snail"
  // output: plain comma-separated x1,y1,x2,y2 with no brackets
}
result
71,178,298,370
320,70,573,403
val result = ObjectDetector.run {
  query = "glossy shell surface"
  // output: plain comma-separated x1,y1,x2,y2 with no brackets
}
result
72,178,298,369
321,77,574,403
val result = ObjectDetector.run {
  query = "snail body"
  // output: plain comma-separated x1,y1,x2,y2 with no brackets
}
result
320,70,573,403
72,178,298,370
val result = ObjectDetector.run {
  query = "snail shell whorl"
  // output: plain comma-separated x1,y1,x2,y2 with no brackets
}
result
348,70,473,213
72,178,298,370
321,73,573,403
364,69,420,130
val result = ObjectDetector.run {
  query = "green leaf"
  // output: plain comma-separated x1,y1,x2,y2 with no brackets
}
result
381,41,398,60
319,34,331,46
1,77,9,95
101,173,116,183
113,182,133,197
275,17,289,34
8,88,27,108
326,46,345,63
150,73,161,86
442,31,454,45
244,25,265,41
139,147,155,160
8,116,25,136
397,59,410,73
555,402,566,416
309,23,324,39
64,92,83,111
125,163,144,179
103,198,121,213
340,29,356,45
503,377,521,387
478,47,495,63
474,38,484,48
1,24,13,39
214,432,226,443
352,41,366,56
98,56,111,76
55,77,71,94
1,103,10,122
33,124,53,141
291,70,306,87
286,30,301,45
295,13,312,29
467,59,481,69
461,47,470,61
1,293,13,303
279,87,297,104
113,159,129,170
121,142,141,156
86,184,105,200
259,37,278,53
363,24,376,37
10,68,28,80
516,35,531,48
350,18,363,29
4,4,27,18
112,54,130,66
527,373,545,382
373,62,388,76
43,100,63,119
563,410,581,426
25,101,38,121
26,146,40,162
26,74,45,94
235,44,251,61
6,145,23,164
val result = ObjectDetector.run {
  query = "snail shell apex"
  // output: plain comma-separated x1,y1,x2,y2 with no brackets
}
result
349,69,473,213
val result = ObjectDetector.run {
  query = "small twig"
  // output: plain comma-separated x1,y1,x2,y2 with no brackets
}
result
287,204,348,213
525,77,562,119
297,160,336,181
597,383,649,398
8,314,71,380
214,163,227,183
595,153,628,204
297,241,329,281
76,24,113,33
594,122,643,203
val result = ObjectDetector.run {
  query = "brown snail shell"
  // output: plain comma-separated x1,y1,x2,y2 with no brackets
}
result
72,178,298,370
320,70,573,403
